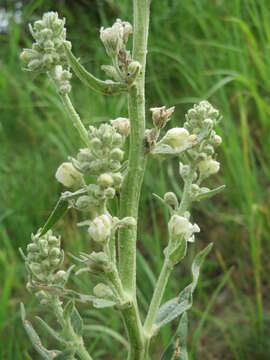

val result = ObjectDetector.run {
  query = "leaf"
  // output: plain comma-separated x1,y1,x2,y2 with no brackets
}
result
154,243,213,330
53,349,75,360
161,312,188,360
61,289,116,309
196,185,226,202
63,300,74,320
20,303,57,360
35,316,68,345
39,198,68,237
70,306,83,336
64,45,127,95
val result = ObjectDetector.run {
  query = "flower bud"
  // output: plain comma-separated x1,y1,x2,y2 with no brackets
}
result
100,22,122,57
198,158,220,178
111,148,124,161
104,187,116,199
150,106,175,129
112,173,123,189
88,214,112,243
98,173,114,188
54,270,67,285
93,283,113,299
179,162,190,180
55,162,83,188
160,128,190,149
110,118,130,136
164,192,178,208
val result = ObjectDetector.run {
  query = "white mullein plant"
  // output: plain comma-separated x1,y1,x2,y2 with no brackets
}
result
19,5,225,360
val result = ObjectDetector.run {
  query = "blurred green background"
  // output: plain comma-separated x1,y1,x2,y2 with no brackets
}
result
1,0,270,359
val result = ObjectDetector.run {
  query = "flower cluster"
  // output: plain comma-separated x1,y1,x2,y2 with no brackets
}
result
23,230,70,305
100,19,141,84
72,123,125,175
20,12,72,93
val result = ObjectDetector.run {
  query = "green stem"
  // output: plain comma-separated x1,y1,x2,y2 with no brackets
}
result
61,93,91,147
54,298,92,360
143,166,197,354
143,259,171,335
117,1,151,359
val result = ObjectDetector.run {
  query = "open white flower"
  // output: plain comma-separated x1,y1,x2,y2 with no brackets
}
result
160,128,191,150
88,214,112,243
168,214,200,242
198,157,220,178
55,162,83,187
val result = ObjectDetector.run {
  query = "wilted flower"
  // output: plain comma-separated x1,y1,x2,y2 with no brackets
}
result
150,106,175,129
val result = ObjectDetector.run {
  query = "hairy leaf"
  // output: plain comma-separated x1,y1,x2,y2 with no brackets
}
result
70,306,83,336
21,303,57,360
196,185,226,201
35,316,68,345
39,198,68,237
154,243,213,330
161,312,188,360
53,349,75,360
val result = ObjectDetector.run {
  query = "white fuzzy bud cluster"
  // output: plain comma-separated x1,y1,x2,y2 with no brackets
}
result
150,106,175,129
24,230,69,302
55,162,83,188
100,19,132,58
88,214,112,243
184,100,222,161
168,214,200,243
20,12,71,77
71,124,125,176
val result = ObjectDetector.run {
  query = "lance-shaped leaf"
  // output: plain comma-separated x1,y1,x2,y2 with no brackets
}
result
60,288,116,309
35,316,69,345
21,303,58,360
154,243,213,330
70,306,83,336
161,312,188,360
64,45,127,95
39,198,69,237
195,185,226,202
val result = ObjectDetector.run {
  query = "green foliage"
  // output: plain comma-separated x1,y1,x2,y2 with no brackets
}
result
1,0,269,359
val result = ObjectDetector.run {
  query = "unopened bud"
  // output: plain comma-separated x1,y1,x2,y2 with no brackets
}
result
164,192,178,208
98,173,114,188
198,157,220,178
160,128,191,149
93,283,113,299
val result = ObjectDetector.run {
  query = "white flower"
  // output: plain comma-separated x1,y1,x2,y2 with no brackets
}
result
168,214,200,242
198,157,220,178
110,117,130,136
55,162,83,187
88,214,112,243
161,128,191,149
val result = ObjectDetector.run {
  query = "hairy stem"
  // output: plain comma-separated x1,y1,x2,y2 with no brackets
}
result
61,93,91,147
54,298,92,360
118,0,151,358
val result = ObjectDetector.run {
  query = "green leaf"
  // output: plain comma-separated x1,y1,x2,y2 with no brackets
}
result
39,198,69,237
61,289,116,309
64,45,127,95
63,300,74,320
154,243,213,330
70,306,83,336
161,312,188,360
53,349,75,360
35,316,68,345
196,185,226,201
20,303,57,360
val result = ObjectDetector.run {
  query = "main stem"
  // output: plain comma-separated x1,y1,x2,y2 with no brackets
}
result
118,0,150,359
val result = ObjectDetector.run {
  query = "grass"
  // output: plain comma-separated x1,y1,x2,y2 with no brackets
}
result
0,0,270,358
